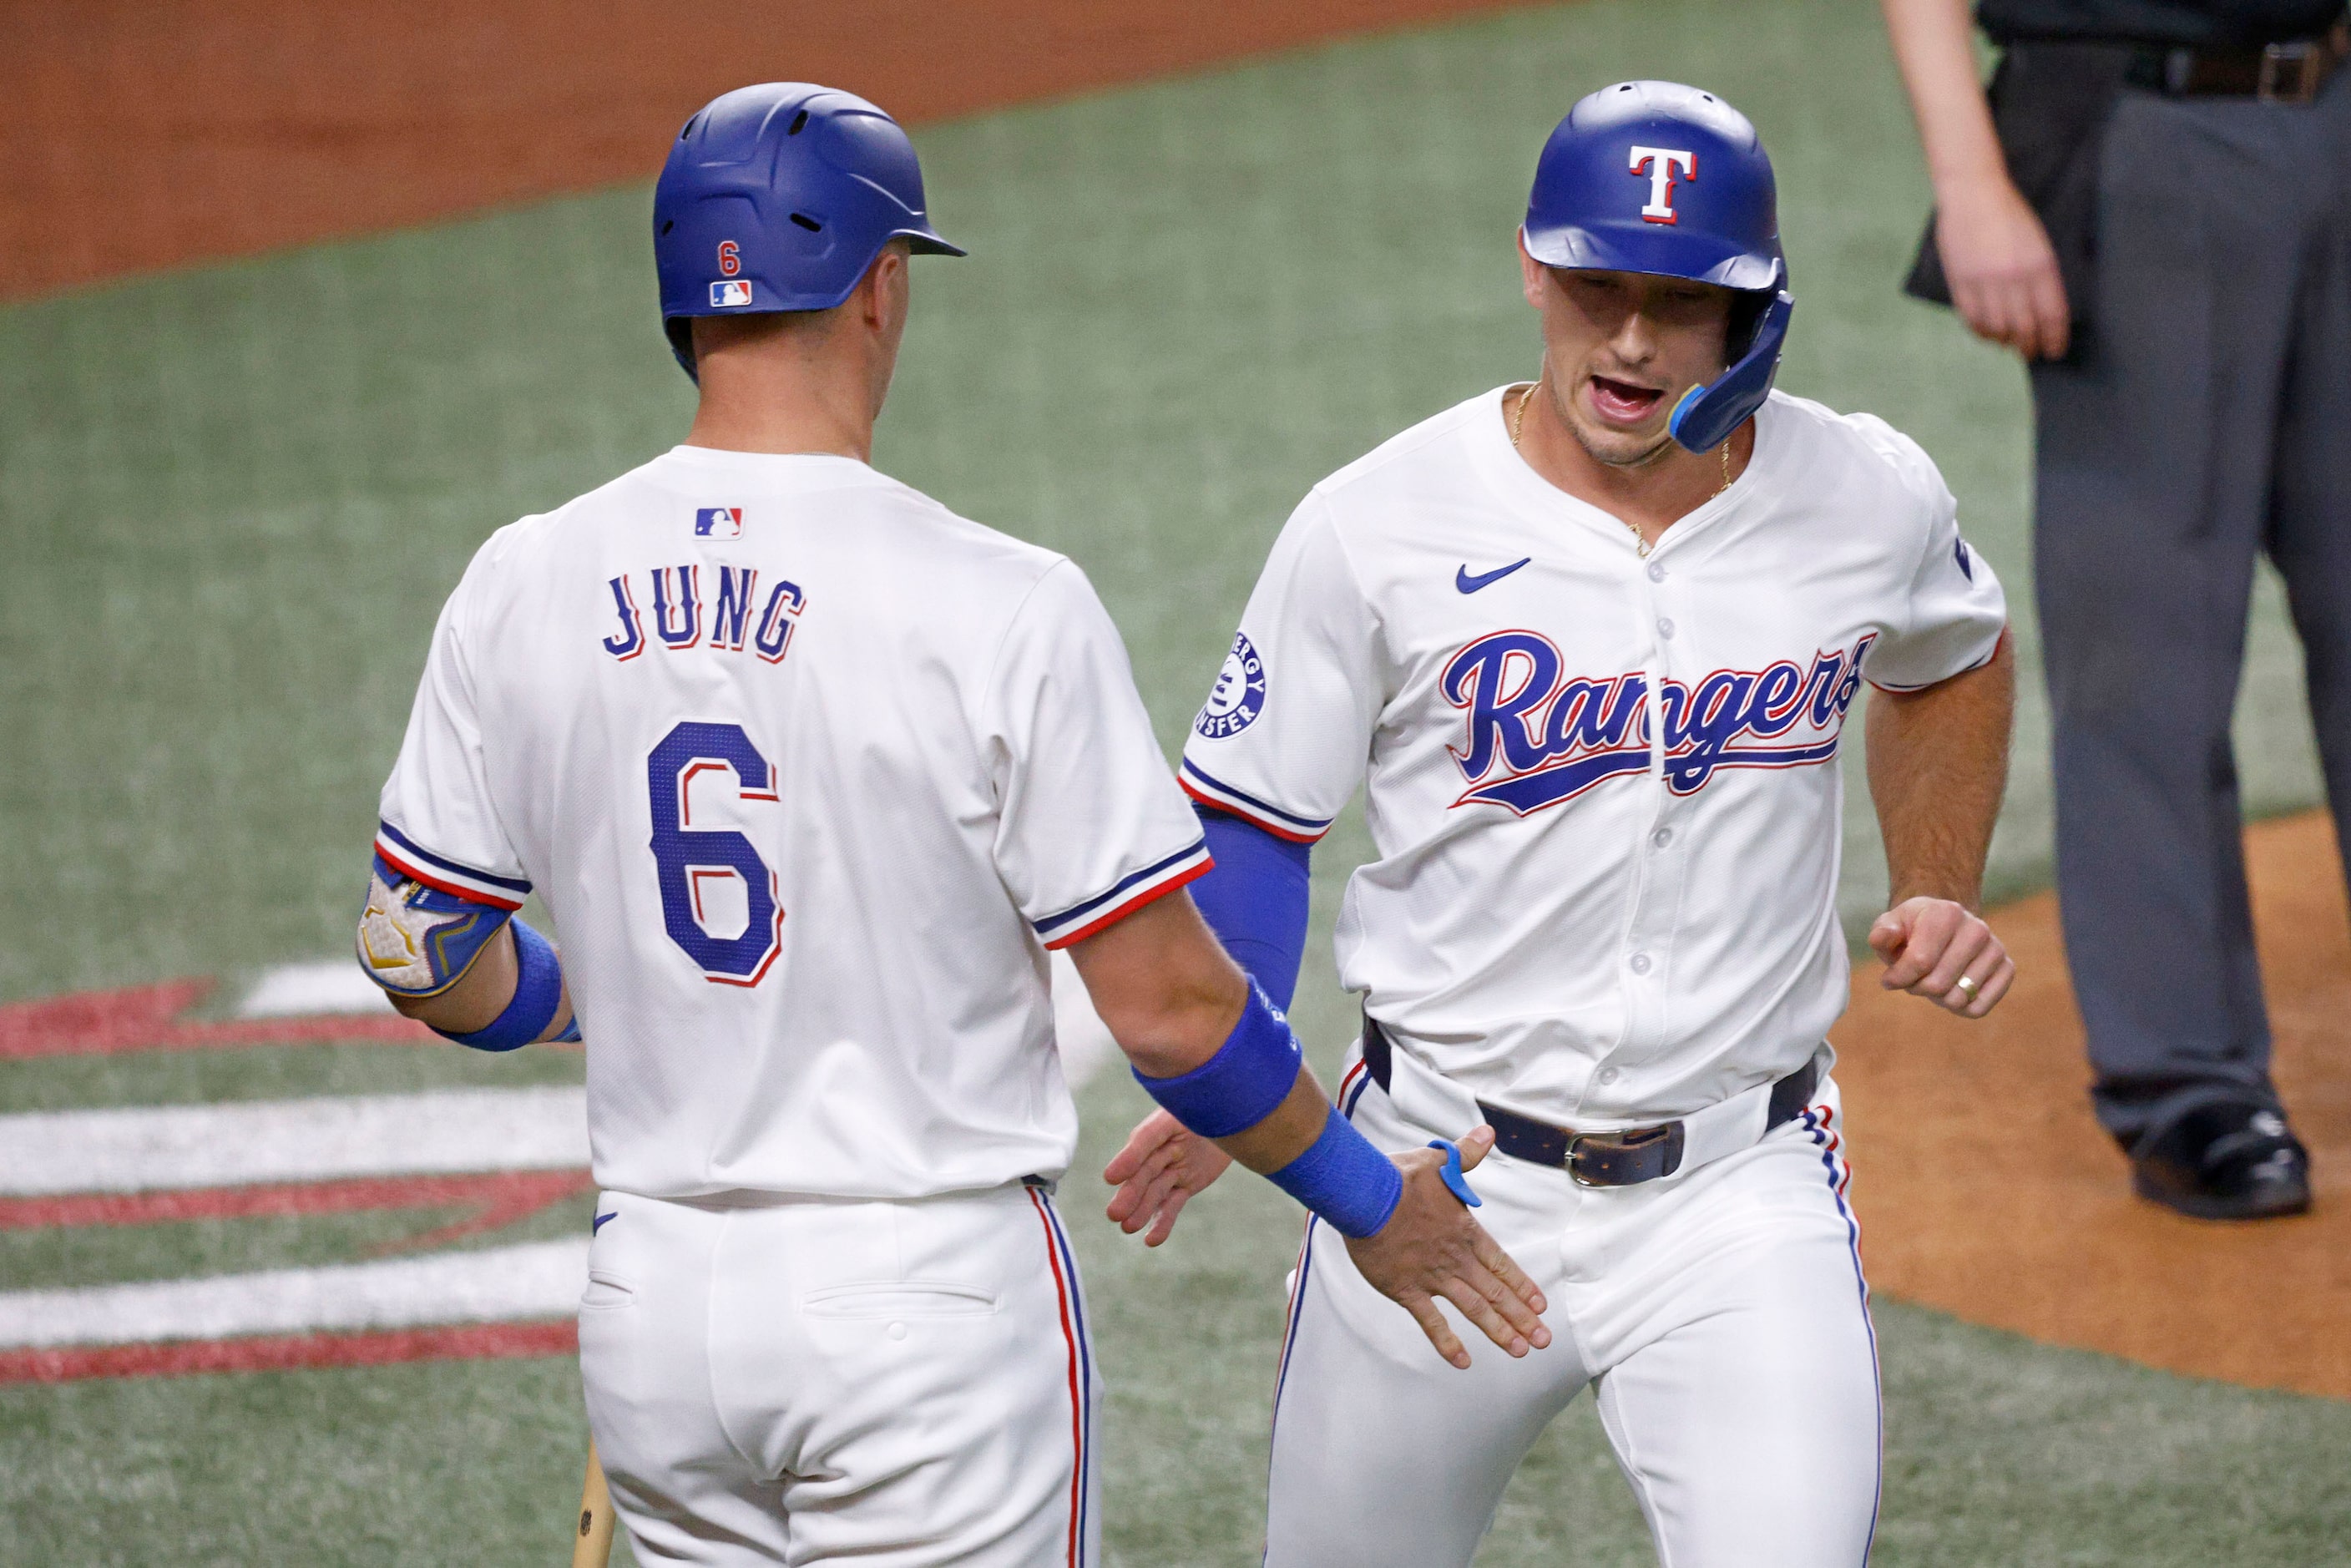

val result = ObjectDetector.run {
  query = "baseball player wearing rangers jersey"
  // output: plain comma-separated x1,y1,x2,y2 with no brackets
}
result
1106,82,2017,1565
351,84,1545,1566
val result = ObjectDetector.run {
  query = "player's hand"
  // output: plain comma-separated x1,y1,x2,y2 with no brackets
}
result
1104,1109,1234,1246
1345,1127,1550,1370
1869,896,2014,1019
1934,171,2070,362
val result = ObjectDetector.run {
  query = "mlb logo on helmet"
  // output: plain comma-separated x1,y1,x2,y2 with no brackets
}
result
710,280,754,307
695,507,744,539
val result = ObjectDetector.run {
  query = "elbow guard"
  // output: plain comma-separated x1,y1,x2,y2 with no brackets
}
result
356,853,515,999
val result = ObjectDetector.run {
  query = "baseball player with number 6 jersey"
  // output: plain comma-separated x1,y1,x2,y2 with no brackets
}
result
353,83,1549,1566
1105,82,2018,1565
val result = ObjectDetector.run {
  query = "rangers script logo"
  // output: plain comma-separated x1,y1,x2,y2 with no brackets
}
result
1444,630,1876,813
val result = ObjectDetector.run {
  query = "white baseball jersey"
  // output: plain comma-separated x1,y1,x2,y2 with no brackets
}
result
377,444,1207,1201
1181,387,2005,1125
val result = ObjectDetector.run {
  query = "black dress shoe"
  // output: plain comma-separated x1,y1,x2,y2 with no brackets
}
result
2128,1102,2312,1221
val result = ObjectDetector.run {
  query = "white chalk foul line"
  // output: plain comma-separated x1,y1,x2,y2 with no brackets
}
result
0,1085,591,1196
0,1238,590,1349
237,961,398,1019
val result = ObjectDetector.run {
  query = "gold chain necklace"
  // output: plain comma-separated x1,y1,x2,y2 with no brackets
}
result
1510,378,1731,559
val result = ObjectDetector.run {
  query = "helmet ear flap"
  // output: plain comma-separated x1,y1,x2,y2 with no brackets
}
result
1726,288,1775,367
1668,290,1793,453
665,317,700,383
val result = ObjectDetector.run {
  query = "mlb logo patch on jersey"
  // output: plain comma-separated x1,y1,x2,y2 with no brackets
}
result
710,280,755,308
695,507,744,539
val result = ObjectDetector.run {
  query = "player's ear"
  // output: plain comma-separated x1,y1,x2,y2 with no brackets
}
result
1516,231,1548,311
857,243,912,336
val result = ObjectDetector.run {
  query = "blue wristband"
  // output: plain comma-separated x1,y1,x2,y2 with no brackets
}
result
1267,1107,1404,1238
437,919,565,1052
1132,981,1302,1138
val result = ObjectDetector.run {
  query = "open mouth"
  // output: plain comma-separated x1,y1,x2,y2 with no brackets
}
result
1586,374,1666,425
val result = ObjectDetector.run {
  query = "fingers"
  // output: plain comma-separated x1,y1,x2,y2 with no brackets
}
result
1453,1124,1496,1171
1471,1224,1549,1318
1867,909,1908,964
1401,1292,1471,1372
1144,1186,1194,1247
1101,1110,1183,1186
1960,952,2017,1019
1876,898,2014,1017
1438,1270,1533,1359
1912,917,1993,1002
2025,266,2072,361
1953,266,2069,360
1119,1166,1194,1241
1103,1137,1181,1227
1448,1243,1550,1352
1877,902,1950,989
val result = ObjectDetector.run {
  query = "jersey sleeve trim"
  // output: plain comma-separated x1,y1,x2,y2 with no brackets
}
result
1177,758,1333,845
372,822,532,911
1864,625,2007,694
1034,839,1215,950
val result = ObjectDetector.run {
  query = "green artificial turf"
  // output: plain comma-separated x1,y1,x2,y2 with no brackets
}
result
1,0,2343,1561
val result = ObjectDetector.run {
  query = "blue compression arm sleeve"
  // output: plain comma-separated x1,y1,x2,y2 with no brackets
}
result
1190,804,1311,1010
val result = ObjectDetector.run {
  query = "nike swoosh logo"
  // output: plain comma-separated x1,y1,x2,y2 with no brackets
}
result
1456,558,1532,594
592,1211,618,1233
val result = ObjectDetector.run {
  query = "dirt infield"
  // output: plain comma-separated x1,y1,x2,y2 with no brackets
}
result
0,0,1524,301
1842,808,2351,1399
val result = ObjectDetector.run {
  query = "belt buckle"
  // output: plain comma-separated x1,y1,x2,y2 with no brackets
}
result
2258,39,2319,102
1566,1121,1686,1187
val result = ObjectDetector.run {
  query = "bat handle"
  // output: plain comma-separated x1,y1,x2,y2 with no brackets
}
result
572,1437,617,1568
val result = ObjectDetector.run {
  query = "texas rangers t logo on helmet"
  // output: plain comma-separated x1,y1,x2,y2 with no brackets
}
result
1629,146,1696,225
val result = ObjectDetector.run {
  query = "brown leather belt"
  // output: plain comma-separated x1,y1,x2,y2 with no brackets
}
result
1358,1019,1820,1189
2122,23,2348,101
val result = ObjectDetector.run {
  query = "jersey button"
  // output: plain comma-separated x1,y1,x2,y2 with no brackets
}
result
887,1322,909,1341
1597,1066,1621,1085
1646,562,1666,583
1628,952,1653,975
1651,827,1673,849
1656,617,1676,640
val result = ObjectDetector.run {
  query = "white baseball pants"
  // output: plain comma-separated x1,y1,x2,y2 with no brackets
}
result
1264,1060,1880,1568
578,1181,1100,1567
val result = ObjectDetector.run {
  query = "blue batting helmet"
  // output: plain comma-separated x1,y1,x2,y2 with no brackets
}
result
1522,80,1792,453
653,83,965,381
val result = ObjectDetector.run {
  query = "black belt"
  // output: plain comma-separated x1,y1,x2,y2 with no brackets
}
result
2120,23,2348,101
1359,1019,1819,1189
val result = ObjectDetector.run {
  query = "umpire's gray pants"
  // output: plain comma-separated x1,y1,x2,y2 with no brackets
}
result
2030,66,2351,1144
